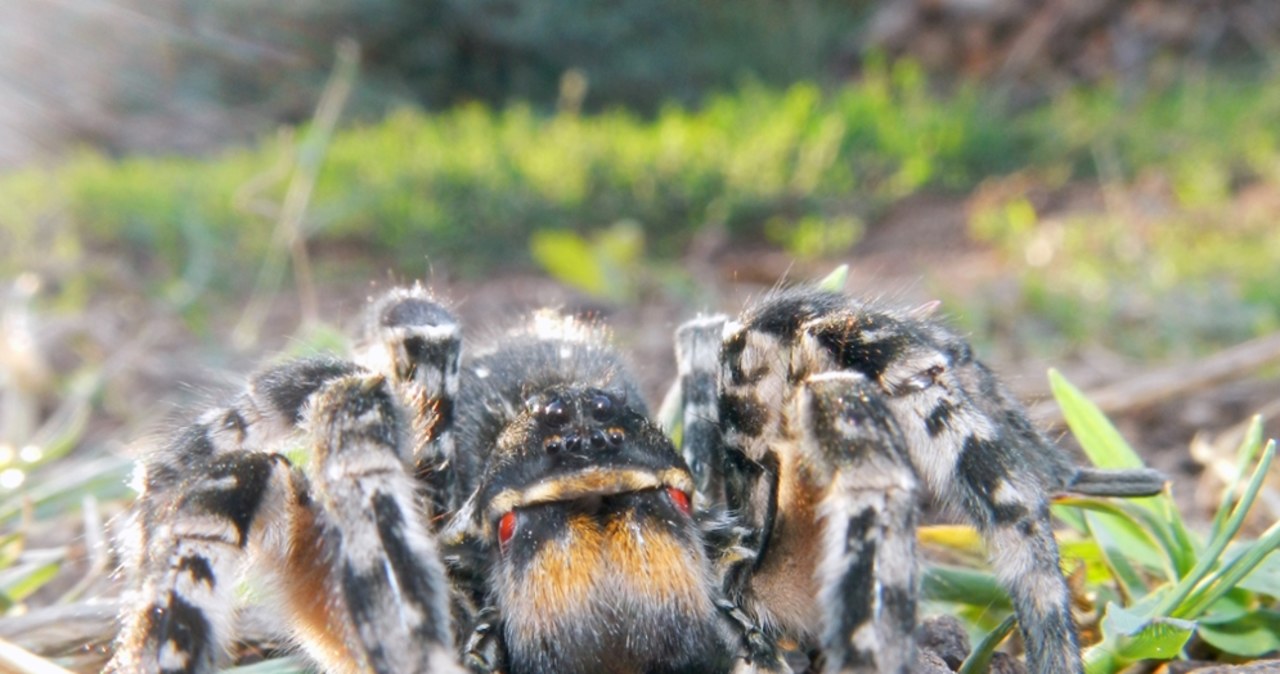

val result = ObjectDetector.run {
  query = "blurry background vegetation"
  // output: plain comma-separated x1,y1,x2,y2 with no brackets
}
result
1,0,1279,671
3,0,1280,356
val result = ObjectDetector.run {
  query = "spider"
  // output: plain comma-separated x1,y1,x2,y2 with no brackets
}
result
106,282,1164,674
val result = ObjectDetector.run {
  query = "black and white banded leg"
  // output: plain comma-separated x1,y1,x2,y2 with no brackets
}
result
108,446,293,674
897,392,1083,674
674,315,729,504
109,304,464,673
305,373,459,673
673,287,1165,674
358,285,468,520
799,373,919,674
803,300,1088,674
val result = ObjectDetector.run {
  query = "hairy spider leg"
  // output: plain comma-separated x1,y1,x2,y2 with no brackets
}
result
108,358,460,674
108,444,293,674
306,373,459,673
358,285,468,520
698,286,1157,674
675,316,729,506
109,358,356,674
796,372,919,674
799,293,1084,674
704,298,924,674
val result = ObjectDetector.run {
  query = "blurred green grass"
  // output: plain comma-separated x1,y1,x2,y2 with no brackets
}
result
4,61,1279,358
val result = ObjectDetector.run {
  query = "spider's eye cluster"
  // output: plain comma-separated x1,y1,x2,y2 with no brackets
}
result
529,395,572,429
587,390,616,422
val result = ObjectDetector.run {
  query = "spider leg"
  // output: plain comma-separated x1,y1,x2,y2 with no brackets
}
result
109,358,359,674
110,355,461,673
675,315,729,503
108,444,294,674
797,373,918,674
708,287,1138,674
359,285,466,519
306,373,459,673
861,329,1085,674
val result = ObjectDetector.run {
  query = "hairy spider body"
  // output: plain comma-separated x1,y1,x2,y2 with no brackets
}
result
451,316,737,673
108,283,1164,674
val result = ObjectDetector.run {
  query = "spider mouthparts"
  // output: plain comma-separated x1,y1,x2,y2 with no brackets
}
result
484,466,694,521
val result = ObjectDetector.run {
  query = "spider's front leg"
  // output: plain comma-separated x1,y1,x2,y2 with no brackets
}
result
676,309,920,674
109,288,467,674
795,373,919,674
304,373,460,673
358,285,470,519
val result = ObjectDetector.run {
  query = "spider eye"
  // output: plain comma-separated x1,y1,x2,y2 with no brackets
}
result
536,396,571,429
498,511,517,550
666,487,692,517
587,391,616,422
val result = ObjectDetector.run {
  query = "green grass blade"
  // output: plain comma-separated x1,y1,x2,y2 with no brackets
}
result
1049,369,1144,469
0,456,132,524
1177,513,1280,619
0,559,59,608
1207,416,1265,545
957,614,1017,674
1155,439,1274,618
921,565,1011,609
656,379,683,439
815,264,849,291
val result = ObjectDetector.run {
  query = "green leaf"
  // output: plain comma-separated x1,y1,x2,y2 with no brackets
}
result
815,263,849,291
957,614,1017,674
1048,369,1143,469
1084,602,1196,674
529,230,607,296
1050,369,1198,576
1197,609,1280,657
1052,501,1088,532
1058,537,1119,587
1232,548,1280,597
596,220,644,268
1059,496,1176,579
921,565,1011,609
1084,511,1150,598
1192,588,1252,625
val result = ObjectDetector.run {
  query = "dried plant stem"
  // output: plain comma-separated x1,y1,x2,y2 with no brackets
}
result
233,39,360,348
1032,332,1280,426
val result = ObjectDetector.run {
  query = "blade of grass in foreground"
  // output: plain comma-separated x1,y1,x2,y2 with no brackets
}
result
0,637,75,674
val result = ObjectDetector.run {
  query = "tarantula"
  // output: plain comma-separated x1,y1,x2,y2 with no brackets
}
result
106,282,1164,674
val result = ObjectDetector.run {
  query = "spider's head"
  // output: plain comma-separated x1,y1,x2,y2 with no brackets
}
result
476,384,695,546
472,384,735,673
